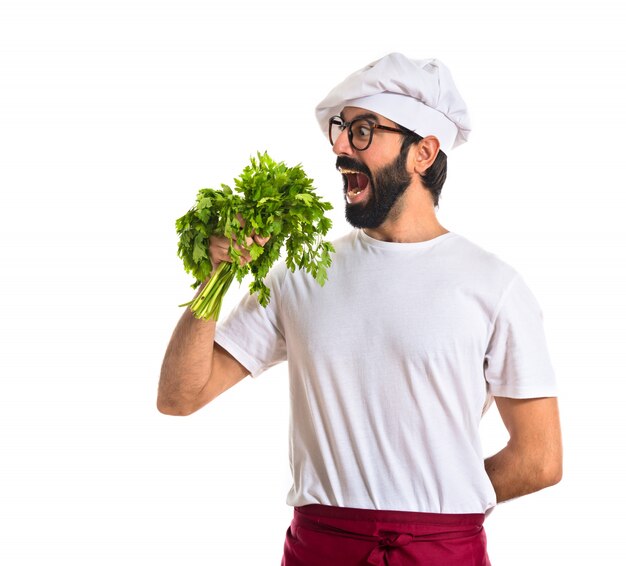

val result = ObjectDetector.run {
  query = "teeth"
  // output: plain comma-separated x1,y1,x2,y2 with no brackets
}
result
340,168,366,200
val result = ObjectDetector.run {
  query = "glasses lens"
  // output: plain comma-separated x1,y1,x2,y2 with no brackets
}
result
329,117,344,146
349,119,372,150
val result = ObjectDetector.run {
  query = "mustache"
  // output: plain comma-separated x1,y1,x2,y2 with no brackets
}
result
335,156,372,178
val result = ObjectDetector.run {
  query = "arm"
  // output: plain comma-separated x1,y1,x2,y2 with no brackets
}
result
157,305,250,416
485,396,563,503
157,231,268,416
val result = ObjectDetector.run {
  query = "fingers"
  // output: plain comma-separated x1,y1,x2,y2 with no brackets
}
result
253,234,270,246
208,235,232,270
208,231,270,269
237,214,270,246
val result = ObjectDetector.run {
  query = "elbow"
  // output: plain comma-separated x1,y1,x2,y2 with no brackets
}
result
531,452,563,492
157,368,210,416
156,391,204,417
156,400,197,416
542,439,564,488
541,459,563,488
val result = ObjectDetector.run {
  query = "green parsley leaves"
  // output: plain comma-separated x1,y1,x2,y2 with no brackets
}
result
176,152,335,320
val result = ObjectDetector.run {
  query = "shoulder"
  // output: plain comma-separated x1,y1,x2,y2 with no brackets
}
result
442,233,519,285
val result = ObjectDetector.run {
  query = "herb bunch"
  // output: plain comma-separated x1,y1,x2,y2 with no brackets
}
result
176,152,335,320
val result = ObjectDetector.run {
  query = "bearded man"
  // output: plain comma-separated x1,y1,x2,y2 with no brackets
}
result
158,53,562,566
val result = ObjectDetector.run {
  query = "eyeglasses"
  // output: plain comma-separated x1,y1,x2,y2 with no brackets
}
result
328,115,407,151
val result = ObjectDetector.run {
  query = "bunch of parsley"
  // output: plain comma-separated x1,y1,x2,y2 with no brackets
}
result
176,152,335,320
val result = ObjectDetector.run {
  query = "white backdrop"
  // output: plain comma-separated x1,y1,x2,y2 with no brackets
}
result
1,0,625,564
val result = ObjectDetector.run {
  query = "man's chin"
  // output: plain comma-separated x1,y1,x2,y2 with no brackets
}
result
345,203,383,229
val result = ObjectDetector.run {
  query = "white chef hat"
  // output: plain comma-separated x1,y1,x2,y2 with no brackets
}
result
315,52,471,154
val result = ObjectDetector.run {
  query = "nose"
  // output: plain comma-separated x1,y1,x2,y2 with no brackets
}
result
332,127,353,156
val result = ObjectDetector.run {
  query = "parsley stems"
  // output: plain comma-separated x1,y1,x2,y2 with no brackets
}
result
180,262,237,321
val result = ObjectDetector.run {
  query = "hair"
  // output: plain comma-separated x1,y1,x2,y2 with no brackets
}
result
398,126,448,207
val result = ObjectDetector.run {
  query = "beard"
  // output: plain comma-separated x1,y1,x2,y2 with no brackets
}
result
337,149,412,229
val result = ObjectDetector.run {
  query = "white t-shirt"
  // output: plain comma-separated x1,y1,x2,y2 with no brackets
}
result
215,230,557,514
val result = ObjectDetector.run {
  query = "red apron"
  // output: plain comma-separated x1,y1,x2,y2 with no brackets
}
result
282,504,491,566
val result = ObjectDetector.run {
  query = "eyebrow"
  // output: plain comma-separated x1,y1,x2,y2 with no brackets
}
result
339,111,380,123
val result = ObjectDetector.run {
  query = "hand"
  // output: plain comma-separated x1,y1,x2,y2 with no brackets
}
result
208,215,270,271
209,233,270,269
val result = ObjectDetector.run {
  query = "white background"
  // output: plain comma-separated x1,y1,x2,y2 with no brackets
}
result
1,0,625,564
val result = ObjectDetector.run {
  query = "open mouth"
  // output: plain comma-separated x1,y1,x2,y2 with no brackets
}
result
338,167,370,204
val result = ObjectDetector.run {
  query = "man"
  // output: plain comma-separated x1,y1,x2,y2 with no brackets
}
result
158,53,563,565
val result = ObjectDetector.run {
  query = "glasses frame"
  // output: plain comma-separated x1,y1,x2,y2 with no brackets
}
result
328,115,407,151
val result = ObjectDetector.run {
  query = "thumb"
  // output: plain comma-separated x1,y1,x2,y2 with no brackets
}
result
253,234,270,246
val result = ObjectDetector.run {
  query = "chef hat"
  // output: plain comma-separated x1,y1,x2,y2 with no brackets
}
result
315,52,471,154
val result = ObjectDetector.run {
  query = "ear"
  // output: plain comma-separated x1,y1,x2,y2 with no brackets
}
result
410,136,440,175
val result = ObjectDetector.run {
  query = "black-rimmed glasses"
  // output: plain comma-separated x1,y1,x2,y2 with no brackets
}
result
328,115,407,151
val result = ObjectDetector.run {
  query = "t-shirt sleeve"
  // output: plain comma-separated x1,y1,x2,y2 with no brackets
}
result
214,263,288,378
484,275,558,398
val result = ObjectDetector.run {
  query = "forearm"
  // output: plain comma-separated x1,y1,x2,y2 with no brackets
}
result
485,396,563,504
485,446,537,503
158,232,266,416
157,305,217,416
485,441,562,504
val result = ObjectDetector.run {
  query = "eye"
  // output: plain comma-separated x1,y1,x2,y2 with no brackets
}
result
353,121,371,139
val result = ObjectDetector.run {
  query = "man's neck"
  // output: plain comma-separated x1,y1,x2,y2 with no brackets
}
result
362,188,447,243
363,222,448,243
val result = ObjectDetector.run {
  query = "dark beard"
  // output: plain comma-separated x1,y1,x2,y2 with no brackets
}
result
342,149,412,229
